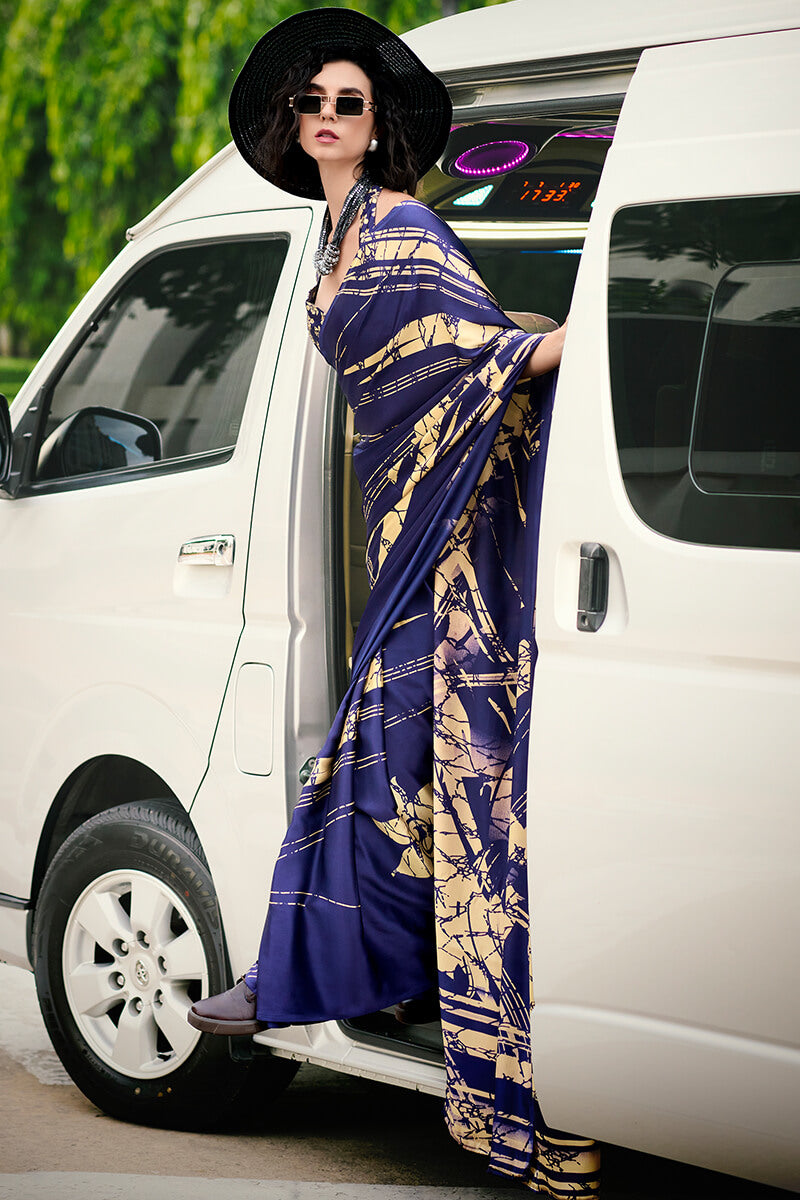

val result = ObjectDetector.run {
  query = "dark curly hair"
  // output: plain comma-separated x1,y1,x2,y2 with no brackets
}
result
254,45,421,198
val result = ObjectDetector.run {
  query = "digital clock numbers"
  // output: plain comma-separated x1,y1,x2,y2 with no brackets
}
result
518,178,584,205
490,172,595,217
444,171,596,219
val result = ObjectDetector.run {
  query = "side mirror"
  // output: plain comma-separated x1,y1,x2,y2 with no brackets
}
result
0,395,12,492
37,406,163,482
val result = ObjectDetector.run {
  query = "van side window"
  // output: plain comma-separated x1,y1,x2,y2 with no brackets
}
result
690,262,800,499
35,237,288,484
608,196,800,551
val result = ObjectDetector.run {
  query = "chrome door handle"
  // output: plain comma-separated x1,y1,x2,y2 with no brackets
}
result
178,535,235,566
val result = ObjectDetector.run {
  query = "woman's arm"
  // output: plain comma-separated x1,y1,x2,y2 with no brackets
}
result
520,317,568,378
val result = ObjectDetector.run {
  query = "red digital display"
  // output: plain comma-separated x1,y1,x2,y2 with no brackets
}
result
442,171,597,220
518,178,584,205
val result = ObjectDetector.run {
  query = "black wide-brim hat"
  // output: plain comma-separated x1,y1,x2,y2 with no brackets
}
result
229,7,453,200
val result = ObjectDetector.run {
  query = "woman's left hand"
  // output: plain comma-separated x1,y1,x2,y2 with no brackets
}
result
521,314,569,378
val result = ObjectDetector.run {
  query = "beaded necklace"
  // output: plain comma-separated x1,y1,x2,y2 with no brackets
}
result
314,173,373,277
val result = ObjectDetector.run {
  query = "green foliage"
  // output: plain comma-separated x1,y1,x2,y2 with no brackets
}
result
43,0,185,293
0,0,74,353
1,0,499,354
0,357,37,401
0,0,187,350
175,0,300,174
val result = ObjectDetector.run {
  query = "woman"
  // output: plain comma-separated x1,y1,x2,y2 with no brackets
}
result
189,9,599,1195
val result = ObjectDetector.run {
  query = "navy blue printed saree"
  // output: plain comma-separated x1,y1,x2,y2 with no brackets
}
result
252,186,599,1195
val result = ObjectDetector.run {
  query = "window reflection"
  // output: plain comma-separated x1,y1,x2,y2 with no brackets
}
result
608,195,800,551
39,237,288,477
691,263,800,498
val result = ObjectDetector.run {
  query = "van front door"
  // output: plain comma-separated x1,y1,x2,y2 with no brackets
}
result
528,29,800,1188
0,210,309,921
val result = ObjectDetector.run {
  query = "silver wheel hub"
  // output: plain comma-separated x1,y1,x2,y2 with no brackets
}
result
62,869,210,1080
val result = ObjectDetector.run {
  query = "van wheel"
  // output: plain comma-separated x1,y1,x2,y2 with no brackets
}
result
32,802,296,1129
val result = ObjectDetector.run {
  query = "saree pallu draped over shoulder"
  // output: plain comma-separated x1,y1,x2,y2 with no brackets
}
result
255,187,600,1195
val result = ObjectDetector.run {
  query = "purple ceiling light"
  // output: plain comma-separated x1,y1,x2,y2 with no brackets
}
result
453,139,530,178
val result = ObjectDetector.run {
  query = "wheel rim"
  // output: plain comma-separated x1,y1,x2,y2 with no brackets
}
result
62,869,209,1079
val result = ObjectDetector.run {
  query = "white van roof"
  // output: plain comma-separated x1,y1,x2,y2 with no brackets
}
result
404,0,799,75
129,0,798,241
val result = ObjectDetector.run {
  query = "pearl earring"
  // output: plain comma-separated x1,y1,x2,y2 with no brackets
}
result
368,137,378,153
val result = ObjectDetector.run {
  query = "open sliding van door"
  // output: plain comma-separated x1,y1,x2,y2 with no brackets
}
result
528,28,800,1188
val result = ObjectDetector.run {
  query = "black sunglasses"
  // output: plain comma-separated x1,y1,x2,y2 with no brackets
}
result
289,93,377,118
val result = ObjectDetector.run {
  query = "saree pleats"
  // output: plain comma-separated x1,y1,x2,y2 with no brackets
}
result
254,188,599,1192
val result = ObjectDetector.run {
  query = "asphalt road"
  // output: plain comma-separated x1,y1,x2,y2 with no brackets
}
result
0,964,794,1200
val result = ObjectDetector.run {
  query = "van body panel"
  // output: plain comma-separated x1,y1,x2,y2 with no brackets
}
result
535,1008,800,1187
189,275,333,979
528,29,800,1186
0,908,29,970
0,209,311,902
254,1018,446,1098
127,147,316,247
444,68,631,124
405,0,799,76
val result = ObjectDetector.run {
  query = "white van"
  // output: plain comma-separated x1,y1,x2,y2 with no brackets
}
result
1,0,798,1188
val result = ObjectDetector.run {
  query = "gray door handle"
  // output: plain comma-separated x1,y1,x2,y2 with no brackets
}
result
577,542,608,631
299,757,316,785
178,535,235,566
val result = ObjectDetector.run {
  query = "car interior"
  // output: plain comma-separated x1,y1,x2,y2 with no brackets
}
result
331,112,617,1058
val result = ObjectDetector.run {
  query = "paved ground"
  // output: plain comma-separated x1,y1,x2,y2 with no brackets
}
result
0,964,794,1199
0,1182,516,1200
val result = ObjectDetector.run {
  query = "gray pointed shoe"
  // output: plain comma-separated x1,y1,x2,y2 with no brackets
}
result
187,977,265,1035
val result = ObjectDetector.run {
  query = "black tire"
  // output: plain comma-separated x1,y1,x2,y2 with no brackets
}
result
32,801,296,1129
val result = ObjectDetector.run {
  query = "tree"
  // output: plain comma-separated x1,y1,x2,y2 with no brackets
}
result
0,0,74,355
0,0,186,353
0,0,500,354
42,0,185,294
